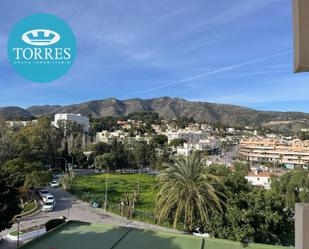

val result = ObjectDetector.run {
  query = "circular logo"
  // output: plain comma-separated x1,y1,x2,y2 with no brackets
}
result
7,14,76,82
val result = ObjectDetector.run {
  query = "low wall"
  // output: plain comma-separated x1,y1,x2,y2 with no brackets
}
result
6,227,46,241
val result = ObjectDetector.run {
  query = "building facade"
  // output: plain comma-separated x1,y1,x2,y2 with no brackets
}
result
239,138,309,169
54,113,90,132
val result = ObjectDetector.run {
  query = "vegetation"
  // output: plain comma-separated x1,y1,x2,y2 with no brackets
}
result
0,112,307,246
9,224,45,236
271,169,309,209
45,218,66,232
21,200,37,214
60,171,76,190
156,154,224,231
68,157,299,246
206,189,294,245
0,169,21,232
204,162,294,246
70,173,157,222
169,138,186,148
91,140,157,172
0,117,75,231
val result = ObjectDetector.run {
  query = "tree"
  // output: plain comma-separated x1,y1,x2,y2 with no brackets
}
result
206,189,294,246
2,159,48,188
0,169,21,232
60,171,76,190
23,170,52,191
169,138,186,148
131,141,155,171
156,153,225,231
0,120,15,165
271,169,309,209
206,162,252,195
95,153,116,171
13,117,62,165
150,135,168,147
90,142,111,156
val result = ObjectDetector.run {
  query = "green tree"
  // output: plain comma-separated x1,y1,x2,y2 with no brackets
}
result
206,189,294,246
150,135,168,147
206,162,252,195
95,153,116,171
0,169,21,232
90,142,111,156
60,171,76,190
169,138,186,148
156,153,225,231
14,117,62,165
131,141,155,171
271,169,309,209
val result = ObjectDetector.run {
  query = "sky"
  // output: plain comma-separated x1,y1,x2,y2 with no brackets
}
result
0,0,308,112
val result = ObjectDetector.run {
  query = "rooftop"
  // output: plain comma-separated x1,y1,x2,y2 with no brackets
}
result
20,220,287,249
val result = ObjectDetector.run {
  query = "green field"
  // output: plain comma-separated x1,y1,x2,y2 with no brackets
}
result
70,173,158,222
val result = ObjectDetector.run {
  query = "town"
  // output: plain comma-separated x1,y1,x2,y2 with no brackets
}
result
1,1,309,249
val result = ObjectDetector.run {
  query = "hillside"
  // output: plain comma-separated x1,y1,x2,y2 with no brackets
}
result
0,106,33,120
1,97,309,130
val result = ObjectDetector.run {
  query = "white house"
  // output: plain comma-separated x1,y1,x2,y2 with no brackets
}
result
245,169,272,190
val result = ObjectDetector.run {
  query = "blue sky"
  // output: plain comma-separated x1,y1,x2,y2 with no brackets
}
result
0,0,308,112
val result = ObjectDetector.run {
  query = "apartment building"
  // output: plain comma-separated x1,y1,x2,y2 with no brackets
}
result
165,129,207,143
54,113,90,132
176,139,219,156
239,138,309,169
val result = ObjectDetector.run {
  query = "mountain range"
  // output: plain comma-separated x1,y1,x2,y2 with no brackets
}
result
1,97,309,131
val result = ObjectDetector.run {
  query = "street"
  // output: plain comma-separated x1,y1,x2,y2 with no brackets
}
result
0,187,175,249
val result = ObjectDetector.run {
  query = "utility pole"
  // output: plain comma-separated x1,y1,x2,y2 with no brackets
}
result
68,153,74,169
104,169,108,211
16,215,21,248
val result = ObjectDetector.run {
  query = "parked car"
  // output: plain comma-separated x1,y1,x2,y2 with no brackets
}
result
50,180,60,188
42,201,55,212
43,194,55,204
34,187,45,196
39,189,50,199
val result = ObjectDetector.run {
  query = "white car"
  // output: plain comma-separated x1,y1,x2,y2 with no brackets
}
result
39,189,50,199
50,180,60,188
43,194,55,204
42,201,55,212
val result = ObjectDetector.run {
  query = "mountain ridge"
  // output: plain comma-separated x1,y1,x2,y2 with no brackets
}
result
1,97,309,131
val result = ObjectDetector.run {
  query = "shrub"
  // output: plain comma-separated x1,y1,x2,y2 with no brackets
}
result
60,171,76,190
45,218,65,232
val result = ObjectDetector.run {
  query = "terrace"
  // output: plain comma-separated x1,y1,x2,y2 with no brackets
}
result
19,220,285,249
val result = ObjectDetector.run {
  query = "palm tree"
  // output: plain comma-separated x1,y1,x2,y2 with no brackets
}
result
156,153,225,231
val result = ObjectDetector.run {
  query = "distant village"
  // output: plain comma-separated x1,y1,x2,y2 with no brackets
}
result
6,112,309,190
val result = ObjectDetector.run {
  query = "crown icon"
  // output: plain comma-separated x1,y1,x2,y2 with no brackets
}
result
27,31,55,43
22,29,60,46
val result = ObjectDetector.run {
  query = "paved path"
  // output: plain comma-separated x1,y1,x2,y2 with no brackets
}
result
0,187,175,249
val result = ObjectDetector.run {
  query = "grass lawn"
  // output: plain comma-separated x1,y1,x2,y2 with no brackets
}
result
70,173,158,223
21,200,37,214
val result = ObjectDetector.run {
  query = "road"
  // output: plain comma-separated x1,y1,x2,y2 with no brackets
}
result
0,187,175,249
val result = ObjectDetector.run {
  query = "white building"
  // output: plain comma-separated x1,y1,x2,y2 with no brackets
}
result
245,169,273,190
96,130,149,144
165,130,207,143
6,120,37,127
54,113,89,132
96,130,128,143
175,139,219,156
